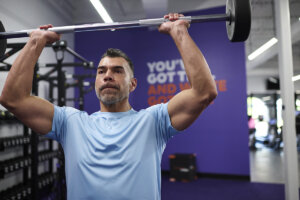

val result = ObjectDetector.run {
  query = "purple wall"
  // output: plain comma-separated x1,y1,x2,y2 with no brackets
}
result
75,6,250,176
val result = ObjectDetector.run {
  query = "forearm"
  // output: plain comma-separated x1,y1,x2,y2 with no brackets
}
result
170,27,217,98
0,37,46,108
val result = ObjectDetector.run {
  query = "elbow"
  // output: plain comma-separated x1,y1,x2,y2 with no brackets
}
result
0,95,17,111
207,89,218,105
201,88,218,106
0,95,7,107
210,88,218,102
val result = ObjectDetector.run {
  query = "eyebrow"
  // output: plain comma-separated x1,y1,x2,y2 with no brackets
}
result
97,66,124,70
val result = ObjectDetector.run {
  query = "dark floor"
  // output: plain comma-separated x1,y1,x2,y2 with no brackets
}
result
250,146,300,184
161,146,300,200
161,175,289,200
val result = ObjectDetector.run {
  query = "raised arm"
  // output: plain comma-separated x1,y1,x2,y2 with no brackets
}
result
158,13,217,131
0,25,61,135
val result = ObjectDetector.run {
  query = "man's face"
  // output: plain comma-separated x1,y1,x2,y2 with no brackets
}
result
95,56,136,105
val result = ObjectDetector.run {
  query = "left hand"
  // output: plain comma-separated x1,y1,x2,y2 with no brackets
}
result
158,13,190,34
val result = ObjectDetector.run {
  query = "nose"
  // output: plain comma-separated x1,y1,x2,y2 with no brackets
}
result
103,70,114,82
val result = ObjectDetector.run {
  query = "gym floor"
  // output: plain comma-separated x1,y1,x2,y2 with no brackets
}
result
250,147,300,184
161,148,300,200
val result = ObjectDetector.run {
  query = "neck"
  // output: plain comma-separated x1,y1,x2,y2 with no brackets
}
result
100,98,132,112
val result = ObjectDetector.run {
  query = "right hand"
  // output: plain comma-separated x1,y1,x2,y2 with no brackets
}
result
30,24,61,44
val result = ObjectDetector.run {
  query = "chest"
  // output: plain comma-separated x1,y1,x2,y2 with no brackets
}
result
64,114,158,166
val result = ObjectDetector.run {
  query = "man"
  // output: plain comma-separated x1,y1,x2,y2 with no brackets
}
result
0,13,217,200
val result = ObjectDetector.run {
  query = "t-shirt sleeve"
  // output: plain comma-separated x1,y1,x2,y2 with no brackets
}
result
146,103,180,144
45,105,78,144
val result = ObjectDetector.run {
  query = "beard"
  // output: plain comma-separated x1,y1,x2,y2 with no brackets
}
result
95,84,129,106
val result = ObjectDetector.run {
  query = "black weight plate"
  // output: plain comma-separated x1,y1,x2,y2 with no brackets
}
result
0,21,7,57
226,0,251,42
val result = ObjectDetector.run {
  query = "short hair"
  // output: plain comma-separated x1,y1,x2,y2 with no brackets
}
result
101,48,134,76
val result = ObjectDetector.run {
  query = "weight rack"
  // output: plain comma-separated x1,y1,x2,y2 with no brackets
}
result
0,41,94,200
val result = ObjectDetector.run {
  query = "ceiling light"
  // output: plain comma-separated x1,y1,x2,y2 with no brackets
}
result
248,37,278,61
90,0,113,23
268,77,278,83
292,74,300,82
262,96,271,101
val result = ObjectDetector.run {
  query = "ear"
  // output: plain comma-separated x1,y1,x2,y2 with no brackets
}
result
129,78,137,92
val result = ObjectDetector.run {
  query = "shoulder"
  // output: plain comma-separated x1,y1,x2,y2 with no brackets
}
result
54,105,89,120
145,103,168,113
144,103,169,119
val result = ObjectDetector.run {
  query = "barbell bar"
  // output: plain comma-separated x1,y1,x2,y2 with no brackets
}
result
0,0,251,58
0,15,230,39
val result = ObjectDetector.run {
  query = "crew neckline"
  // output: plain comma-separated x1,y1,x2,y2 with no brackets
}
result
93,108,136,117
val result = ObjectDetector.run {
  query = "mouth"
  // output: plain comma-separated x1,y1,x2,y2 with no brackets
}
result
100,84,119,91
102,87,117,91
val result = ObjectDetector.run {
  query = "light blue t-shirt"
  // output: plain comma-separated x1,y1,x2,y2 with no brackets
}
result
46,103,179,200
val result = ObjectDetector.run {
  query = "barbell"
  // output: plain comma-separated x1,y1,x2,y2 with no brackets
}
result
0,0,251,58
